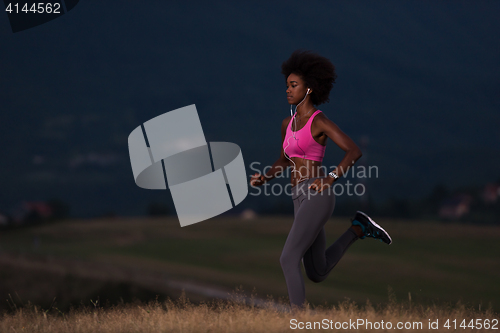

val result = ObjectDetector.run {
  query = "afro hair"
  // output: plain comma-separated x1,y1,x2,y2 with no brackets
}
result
281,50,337,105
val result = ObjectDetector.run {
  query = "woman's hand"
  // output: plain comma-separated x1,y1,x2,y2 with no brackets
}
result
250,173,267,187
308,177,335,193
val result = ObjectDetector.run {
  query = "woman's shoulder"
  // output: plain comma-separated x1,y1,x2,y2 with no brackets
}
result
314,109,328,118
281,115,293,136
281,115,293,127
314,110,333,123
312,110,337,131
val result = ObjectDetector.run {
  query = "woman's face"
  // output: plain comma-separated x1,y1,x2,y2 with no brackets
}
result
286,73,309,105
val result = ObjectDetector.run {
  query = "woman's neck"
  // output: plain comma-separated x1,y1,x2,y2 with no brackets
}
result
296,102,316,118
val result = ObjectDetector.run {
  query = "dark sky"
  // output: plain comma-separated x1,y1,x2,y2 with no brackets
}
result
1,1,499,217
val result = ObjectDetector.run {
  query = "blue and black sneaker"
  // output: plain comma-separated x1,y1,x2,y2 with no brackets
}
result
351,211,392,245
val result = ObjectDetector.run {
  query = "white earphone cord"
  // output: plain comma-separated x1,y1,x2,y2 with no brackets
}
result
283,89,313,184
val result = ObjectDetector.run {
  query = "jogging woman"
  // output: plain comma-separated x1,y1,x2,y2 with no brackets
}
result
250,50,392,311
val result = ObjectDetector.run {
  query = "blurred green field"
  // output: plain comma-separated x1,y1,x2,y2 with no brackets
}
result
1,216,499,311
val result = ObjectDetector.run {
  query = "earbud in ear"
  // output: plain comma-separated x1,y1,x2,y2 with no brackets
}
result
307,88,311,94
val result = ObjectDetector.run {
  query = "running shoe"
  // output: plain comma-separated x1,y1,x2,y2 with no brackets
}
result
351,211,392,245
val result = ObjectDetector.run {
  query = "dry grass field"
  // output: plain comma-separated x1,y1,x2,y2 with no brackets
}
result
1,294,498,332
0,215,499,332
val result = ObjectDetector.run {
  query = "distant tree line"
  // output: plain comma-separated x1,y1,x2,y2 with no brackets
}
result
0,199,70,230
259,180,500,225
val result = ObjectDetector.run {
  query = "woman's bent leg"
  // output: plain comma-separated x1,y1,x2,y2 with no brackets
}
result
303,227,358,283
281,179,336,309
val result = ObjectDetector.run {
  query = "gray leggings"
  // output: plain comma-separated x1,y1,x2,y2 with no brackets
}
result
280,177,359,309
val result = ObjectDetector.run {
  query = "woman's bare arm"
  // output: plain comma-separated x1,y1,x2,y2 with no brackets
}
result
308,115,362,192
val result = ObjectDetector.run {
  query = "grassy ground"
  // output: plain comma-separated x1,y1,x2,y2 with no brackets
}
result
0,215,499,313
1,295,498,333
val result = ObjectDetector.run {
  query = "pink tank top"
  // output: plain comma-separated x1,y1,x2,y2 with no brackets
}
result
283,110,326,162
